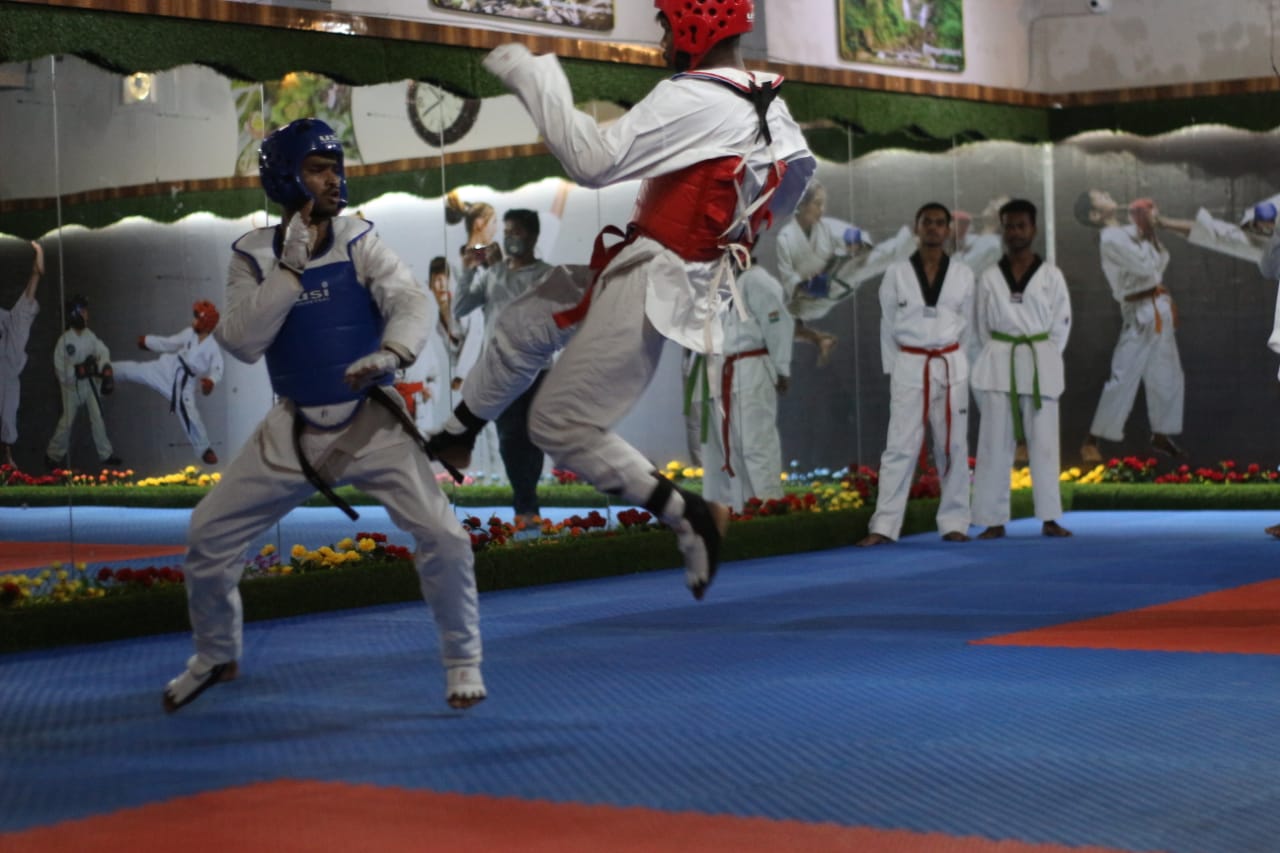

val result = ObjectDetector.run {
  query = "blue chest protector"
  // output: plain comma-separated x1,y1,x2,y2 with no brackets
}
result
265,256,389,407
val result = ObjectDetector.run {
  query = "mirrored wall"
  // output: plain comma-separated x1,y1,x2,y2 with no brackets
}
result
4,54,1280,560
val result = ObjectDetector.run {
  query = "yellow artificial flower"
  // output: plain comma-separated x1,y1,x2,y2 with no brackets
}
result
336,537,355,552
281,565,294,575
666,460,682,472
291,544,307,559
358,538,377,552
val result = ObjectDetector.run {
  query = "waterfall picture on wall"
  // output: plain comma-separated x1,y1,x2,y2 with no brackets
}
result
431,0,613,30
838,0,964,71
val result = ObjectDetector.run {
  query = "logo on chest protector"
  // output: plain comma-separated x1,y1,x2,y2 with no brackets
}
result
296,281,331,306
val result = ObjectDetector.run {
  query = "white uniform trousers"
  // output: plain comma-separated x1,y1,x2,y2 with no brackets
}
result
972,390,1063,526
114,360,211,459
0,365,20,444
183,400,480,669
464,264,587,422
869,374,971,540
47,380,113,461
1089,316,1184,441
528,273,669,510
701,361,784,512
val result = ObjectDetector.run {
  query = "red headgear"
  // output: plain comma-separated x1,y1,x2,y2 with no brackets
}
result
193,300,220,335
655,0,755,70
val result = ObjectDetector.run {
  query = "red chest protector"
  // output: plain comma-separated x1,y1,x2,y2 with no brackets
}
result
630,156,787,263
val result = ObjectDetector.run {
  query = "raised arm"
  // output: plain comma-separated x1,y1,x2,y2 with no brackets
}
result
215,247,302,364
23,241,42,301
483,44,680,188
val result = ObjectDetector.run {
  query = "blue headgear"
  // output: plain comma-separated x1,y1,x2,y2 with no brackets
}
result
1255,202,1278,223
258,118,347,211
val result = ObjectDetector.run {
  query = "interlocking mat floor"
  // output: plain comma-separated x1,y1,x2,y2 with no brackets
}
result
3,510,1279,852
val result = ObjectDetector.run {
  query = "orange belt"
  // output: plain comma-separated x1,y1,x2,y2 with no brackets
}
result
719,348,769,477
1125,285,1177,333
552,224,637,330
392,381,426,416
899,342,961,475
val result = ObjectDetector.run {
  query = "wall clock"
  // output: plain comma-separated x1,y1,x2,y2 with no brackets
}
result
407,81,481,148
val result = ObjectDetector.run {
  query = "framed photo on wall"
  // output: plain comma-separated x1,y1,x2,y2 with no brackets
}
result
837,0,965,72
430,0,614,31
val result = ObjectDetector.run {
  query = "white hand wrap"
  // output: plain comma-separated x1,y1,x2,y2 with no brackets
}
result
344,349,400,391
281,214,316,274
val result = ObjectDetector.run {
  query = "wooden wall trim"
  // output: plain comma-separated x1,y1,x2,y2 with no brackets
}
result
9,0,1280,109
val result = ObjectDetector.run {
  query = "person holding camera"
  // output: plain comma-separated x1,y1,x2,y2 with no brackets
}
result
454,209,552,531
45,294,121,470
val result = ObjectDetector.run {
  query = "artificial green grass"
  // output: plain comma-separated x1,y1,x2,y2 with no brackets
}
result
11,482,1280,654
0,482,615,509
3,492,1031,654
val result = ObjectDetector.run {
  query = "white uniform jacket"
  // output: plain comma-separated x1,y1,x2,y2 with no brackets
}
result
970,258,1072,400
1,294,39,375
221,216,432,461
53,328,111,387
879,254,974,389
142,327,225,384
1100,224,1170,327
707,265,794,395
483,44,816,355
776,217,841,297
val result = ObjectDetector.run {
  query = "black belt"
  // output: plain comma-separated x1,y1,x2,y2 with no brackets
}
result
291,386,465,520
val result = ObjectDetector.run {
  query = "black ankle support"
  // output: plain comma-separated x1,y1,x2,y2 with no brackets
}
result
454,401,487,438
644,471,676,516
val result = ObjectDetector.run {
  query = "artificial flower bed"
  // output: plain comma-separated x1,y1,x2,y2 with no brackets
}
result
5,454,1280,653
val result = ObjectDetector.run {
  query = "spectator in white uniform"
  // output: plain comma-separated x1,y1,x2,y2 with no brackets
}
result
858,202,975,547
699,262,794,512
969,199,1073,540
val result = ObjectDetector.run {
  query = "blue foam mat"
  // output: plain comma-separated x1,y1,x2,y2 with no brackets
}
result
3,511,1280,853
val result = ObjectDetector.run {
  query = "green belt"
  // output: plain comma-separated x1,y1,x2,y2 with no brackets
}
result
990,330,1050,443
682,354,711,444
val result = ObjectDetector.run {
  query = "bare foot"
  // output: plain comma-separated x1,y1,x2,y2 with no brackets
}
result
816,334,838,368
1265,523,1280,539
1014,442,1029,465
1042,520,1073,538
1080,441,1102,465
977,525,1006,540
856,532,894,547
941,531,970,542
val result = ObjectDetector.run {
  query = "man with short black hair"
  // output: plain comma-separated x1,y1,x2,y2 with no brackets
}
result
455,208,552,531
970,199,1073,539
163,118,484,714
858,203,975,547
